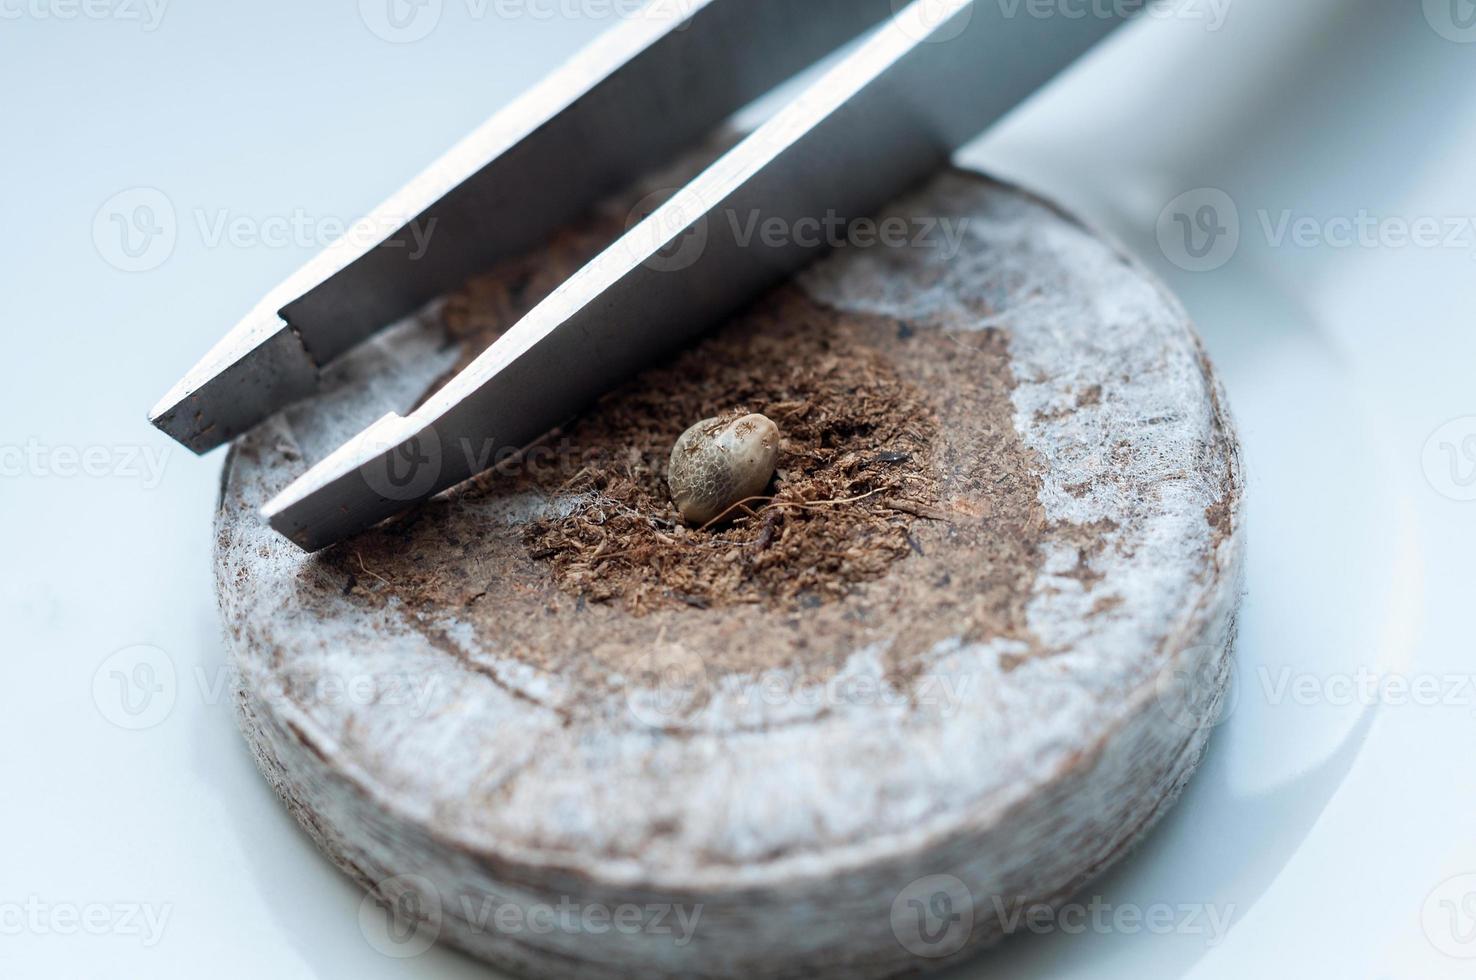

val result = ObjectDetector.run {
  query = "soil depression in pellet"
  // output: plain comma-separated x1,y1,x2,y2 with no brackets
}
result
325,175,1055,693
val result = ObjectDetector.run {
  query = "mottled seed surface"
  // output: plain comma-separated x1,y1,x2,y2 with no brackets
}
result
667,413,781,525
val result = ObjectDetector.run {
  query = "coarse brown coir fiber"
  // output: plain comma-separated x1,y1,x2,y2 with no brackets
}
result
326,171,1057,683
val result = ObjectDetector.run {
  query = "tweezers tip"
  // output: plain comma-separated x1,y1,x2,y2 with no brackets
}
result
147,311,320,454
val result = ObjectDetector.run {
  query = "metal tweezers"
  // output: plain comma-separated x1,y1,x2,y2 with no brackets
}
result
150,0,1129,551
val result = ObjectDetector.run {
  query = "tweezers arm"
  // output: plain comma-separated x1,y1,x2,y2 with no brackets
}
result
281,0,896,363
151,0,894,453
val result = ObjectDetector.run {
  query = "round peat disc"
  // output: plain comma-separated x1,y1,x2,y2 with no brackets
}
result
216,170,1243,978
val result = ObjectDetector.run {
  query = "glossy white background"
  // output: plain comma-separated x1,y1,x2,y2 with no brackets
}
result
2,1,1473,976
